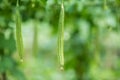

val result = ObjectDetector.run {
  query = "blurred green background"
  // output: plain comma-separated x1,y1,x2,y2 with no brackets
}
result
0,0,120,80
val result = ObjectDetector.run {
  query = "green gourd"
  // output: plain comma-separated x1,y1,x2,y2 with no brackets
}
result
104,0,108,10
32,20,38,56
31,0,35,8
58,0,64,71
16,0,24,62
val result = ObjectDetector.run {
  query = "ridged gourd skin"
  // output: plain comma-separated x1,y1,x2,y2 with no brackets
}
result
58,0,64,71
16,0,24,62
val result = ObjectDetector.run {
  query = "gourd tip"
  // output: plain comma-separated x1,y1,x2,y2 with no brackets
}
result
20,59,23,62
60,66,64,71
32,3,35,8
104,6,108,10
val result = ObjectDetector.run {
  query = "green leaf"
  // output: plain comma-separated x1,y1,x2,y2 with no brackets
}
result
0,33,6,49
10,69,26,80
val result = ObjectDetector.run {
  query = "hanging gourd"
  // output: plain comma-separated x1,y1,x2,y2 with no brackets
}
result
32,20,38,56
104,0,108,10
115,1,120,32
31,0,35,8
58,0,65,71
15,0,24,62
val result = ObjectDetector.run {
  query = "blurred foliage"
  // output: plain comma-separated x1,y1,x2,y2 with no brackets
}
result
0,0,120,80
